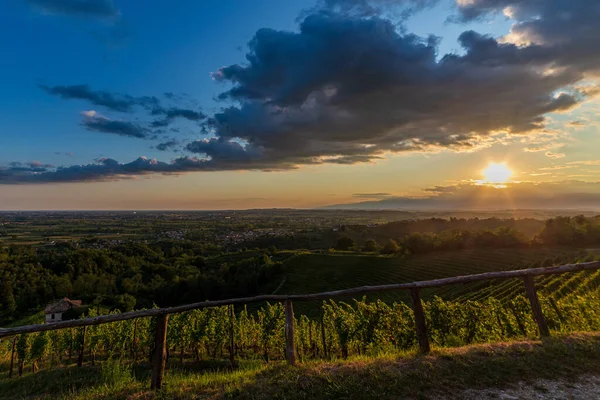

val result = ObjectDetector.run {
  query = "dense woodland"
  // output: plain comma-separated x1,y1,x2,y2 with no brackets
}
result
1,215,599,325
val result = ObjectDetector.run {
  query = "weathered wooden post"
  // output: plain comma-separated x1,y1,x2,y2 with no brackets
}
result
284,299,297,365
77,326,86,367
410,288,430,354
150,314,169,390
8,336,16,378
229,305,235,367
523,275,550,337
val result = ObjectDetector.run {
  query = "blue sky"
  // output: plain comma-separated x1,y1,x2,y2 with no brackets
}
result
1,0,599,210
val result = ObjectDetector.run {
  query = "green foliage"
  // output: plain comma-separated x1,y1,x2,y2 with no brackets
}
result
362,239,379,252
380,239,399,255
334,236,356,251
100,358,133,387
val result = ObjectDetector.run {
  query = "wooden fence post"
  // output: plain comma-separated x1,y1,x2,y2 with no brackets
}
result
285,299,297,365
8,336,16,378
77,326,86,367
410,288,430,354
150,314,169,390
229,305,235,367
523,275,550,337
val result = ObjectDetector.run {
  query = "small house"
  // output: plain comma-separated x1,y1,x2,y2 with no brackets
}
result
44,298,82,323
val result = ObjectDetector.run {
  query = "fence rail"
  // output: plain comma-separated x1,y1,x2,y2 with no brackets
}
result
2,260,600,390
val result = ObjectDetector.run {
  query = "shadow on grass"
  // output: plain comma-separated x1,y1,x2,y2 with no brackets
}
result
216,333,600,400
0,364,104,400
4,333,600,399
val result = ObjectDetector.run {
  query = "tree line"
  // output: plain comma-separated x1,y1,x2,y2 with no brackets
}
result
0,242,281,325
333,216,600,254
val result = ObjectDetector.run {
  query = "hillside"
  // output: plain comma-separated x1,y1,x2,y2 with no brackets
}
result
277,248,597,311
2,333,600,399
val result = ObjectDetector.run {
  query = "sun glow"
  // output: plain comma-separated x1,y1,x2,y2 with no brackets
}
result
482,162,512,184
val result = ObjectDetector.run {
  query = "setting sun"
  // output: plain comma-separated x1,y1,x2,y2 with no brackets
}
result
482,162,512,183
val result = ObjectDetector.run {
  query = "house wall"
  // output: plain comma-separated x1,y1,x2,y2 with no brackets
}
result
45,312,63,323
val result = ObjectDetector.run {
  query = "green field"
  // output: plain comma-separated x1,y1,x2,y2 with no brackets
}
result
278,248,597,313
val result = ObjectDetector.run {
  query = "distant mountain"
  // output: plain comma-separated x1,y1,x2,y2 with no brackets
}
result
321,183,600,211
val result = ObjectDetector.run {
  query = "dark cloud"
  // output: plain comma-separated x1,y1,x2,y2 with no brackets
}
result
185,138,263,162
155,140,178,151
302,0,438,19
325,181,600,210
197,0,600,171
0,157,199,184
422,185,459,194
352,192,393,199
81,111,148,139
0,155,302,184
150,108,206,128
40,84,205,132
27,0,119,19
3,161,54,174
39,84,159,113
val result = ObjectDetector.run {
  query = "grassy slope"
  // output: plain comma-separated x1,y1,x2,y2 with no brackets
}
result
2,333,600,399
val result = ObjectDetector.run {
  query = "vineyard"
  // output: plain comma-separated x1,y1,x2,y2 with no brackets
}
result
1,249,600,398
3,290,600,374
279,248,595,309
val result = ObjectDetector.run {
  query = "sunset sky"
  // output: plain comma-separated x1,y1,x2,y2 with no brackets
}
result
1,0,599,210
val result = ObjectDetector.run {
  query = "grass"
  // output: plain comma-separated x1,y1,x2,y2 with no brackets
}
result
2,332,600,399
5,311,45,328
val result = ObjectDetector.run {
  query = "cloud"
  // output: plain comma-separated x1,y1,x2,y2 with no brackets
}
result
41,84,205,133
568,160,600,166
39,84,158,113
27,0,119,19
81,111,149,139
185,138,264,163
193,0,600,172
324,181,600,210
545,151,566,159
0,157,205,184
352,192,393,199
538,165,575,171
12,0,600,183
155,140,178,151
422,185,459,194
524,142,563,153
150,108,206,128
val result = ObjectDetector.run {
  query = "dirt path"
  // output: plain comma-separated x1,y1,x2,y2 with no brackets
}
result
456,375,600,399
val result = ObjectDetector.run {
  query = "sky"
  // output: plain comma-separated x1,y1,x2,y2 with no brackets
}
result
1,0,599,210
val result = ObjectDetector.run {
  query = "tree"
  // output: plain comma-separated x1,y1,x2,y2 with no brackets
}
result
362,239,379,252
0,281,16,318
334,236,356,251
380,239,400,255
114,294,137,312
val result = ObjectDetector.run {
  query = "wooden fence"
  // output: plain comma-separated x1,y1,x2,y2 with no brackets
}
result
2,260,600,390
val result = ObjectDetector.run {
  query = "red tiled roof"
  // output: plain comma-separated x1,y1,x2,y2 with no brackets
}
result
44,298,82,314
